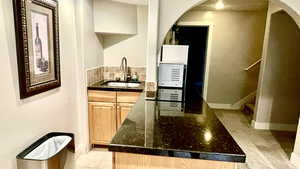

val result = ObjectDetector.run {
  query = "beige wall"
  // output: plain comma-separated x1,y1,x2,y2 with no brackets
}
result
255,10,300,125
94,0,137,35
0,0,79,168
158,0,300,49
81,0,104,68
75,0,104,154
151,0,300,87
103,6,148,67
146,0,159,82
178,10,267,104
158,0,201,48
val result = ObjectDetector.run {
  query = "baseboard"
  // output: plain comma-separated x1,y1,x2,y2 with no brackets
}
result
291,152,300,169
251,120,298,131
231,91,256,110
75,143,90,159
207,103,235,110
208,91,256,110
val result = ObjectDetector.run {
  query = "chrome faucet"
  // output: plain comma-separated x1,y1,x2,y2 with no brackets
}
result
120,57,128,81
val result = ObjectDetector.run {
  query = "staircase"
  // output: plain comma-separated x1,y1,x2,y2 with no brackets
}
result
243,58,260,119
243,97,256,120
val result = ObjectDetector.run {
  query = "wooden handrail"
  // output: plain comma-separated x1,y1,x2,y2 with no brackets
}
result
244,59,262,71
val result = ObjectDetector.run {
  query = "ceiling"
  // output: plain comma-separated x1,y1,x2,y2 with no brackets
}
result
192,0,269,11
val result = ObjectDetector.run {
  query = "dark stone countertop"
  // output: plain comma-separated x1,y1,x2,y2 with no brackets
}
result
108,94,246,163
87,80,145,92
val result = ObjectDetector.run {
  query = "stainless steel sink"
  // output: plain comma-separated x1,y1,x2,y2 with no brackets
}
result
106,82,140,88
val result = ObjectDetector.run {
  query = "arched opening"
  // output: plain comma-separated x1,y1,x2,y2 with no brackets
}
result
158,0,300,48
160,0,267,110
157,0,300,168
254,10,300,159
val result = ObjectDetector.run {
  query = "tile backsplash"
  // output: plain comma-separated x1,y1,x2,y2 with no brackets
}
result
87,67,104,86
145,81,157,98
87,66,146,86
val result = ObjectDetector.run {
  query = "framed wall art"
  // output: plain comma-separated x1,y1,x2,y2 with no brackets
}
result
13,0,60,99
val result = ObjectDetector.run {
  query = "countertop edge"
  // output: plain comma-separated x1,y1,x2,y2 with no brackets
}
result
108,144,246,163
87,80,145,92
87,86,144,92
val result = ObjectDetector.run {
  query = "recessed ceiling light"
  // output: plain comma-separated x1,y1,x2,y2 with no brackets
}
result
215,0,225,9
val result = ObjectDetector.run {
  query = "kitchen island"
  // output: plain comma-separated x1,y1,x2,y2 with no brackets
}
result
108,93,246,169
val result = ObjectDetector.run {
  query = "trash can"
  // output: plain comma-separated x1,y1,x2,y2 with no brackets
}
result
16,132,75,169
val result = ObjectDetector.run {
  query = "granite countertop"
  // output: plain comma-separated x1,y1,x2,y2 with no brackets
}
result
108,94,246,163
88,80,145,92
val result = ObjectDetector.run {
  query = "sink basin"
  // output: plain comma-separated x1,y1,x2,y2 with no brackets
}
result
106,82,140,88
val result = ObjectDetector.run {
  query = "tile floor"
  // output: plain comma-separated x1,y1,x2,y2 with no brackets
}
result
76,148,113,169
76,110,297,169
215,109,297,169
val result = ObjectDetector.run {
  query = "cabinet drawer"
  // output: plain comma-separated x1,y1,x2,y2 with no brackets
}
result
88,90,116,102
117,92,141,103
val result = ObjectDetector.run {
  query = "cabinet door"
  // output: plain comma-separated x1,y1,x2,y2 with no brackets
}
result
89,102,116,145
117,103,134,128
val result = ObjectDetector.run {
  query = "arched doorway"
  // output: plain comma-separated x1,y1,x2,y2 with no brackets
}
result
254,9,300,166
255,10,300,131
156,0,300,168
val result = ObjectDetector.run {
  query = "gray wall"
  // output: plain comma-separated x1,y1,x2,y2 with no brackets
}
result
255,11,300,124
178,10,267,104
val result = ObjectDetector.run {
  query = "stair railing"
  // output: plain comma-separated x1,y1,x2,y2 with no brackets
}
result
244,58,262,71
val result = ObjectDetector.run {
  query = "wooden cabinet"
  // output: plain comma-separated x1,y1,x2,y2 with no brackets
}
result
88,90,141,146
117,92,141,103
117,103,134,128
89,102,116,145
88,90,116,102
115,152,237,169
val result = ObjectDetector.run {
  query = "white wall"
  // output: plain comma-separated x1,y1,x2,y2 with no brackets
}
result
178,10,266,104
94,0,137,35
0,0,79,169
103,6,148,67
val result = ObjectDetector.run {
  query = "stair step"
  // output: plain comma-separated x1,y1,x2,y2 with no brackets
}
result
245,103,255,112
251,96,256,104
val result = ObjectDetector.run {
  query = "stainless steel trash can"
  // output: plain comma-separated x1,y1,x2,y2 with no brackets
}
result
16,132,75,169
